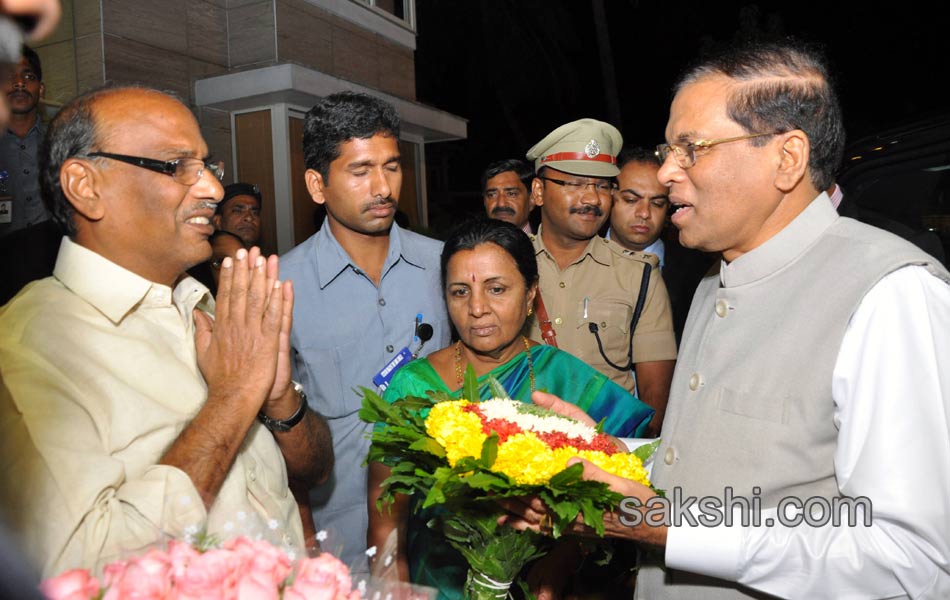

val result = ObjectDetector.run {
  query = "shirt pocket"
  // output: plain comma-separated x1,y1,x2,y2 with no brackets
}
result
295,338,361,418
575,300,632,364
717,386,789,424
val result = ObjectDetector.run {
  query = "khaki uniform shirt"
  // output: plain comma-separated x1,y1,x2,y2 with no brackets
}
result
529,228,677,393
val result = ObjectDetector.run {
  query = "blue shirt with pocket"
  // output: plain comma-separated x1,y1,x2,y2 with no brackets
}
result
280,220,449,572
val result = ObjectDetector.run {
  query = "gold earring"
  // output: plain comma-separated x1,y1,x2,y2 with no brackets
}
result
527,306,534,316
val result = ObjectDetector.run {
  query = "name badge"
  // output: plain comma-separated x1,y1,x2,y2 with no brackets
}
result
372,346,413,391
0,198,11,224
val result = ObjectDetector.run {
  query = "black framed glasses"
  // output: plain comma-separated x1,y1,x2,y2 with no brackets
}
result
655,132,780,169
87,152,225,186
538,175,616,196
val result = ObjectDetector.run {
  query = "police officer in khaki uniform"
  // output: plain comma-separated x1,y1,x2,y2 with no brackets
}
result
526,118,676,437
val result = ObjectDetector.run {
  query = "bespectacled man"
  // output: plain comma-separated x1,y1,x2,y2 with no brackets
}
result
0,85,332,577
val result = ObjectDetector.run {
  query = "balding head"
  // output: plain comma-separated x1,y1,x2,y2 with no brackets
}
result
42,85,223,286
41,85,183,237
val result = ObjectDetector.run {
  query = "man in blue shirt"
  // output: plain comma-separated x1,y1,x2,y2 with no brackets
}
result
1,46,46,238
280,91,449,573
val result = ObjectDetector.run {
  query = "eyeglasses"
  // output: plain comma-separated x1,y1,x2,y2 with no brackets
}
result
655,132,779,169
538,176,616,196
87,152,225,186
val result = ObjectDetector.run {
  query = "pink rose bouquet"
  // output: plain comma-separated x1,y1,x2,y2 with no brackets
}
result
39,536,360,600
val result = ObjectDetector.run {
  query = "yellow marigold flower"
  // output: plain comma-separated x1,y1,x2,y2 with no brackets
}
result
494,433,559,485
426,401,486,465
577,450,652,487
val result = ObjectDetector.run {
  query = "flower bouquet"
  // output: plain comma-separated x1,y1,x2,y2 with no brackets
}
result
39,534,362,600
360,368,659,600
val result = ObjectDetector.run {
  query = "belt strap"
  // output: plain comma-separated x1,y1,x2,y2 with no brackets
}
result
533,289,558,348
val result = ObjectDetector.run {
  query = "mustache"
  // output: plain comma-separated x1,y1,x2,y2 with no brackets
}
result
569,205,604,217
361,197,395,212
490,206,516,217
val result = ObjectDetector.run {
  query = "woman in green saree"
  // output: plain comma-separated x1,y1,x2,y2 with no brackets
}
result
367,218,653,599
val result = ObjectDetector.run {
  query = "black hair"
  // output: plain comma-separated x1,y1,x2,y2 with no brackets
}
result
674,38,844,191
440,217,538,291
41,84,178,237
303,91,400,183
21,44,41,81
617,146,660,170
217,182,262,214
480,159,534,193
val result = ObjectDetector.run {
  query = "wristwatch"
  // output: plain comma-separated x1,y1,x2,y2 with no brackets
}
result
257,381,308,433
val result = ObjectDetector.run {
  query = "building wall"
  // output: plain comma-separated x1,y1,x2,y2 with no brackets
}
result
31,0,417,185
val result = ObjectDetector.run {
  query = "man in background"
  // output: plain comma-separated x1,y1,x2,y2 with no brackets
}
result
606,147,669,265
281,91,449,573
526,118,676,437
481,158,536,233
213,182,262,248
607,146,714,342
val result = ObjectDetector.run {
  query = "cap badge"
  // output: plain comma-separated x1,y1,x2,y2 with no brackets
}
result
584,139,601,158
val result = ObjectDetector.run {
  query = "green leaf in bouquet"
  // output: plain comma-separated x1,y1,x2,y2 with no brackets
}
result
357,386,391,423
547,461,584,487
487,375,510,400
408,436,446,458
479,433,498,468
458,471,511,492
463,363,480,402
632,438,662,463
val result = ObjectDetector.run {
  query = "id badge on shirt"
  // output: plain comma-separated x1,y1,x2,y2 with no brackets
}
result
372,346,413,392
0,198,11,224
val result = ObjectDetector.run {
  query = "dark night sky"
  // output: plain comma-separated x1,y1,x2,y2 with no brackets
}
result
413,0,949,233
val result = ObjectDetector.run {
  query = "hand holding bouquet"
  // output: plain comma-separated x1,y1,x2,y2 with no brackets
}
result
361,369,660,599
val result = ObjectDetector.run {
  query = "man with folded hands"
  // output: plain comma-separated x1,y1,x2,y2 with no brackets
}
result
0,85,332,578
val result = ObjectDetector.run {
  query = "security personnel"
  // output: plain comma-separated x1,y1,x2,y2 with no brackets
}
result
526,118,676,437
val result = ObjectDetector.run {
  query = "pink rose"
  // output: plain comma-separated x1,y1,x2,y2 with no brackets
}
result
102,548,172,600
39,568,101,600
173,548,239,600
285,554,356,600
214,537,290,600
166,540,200,580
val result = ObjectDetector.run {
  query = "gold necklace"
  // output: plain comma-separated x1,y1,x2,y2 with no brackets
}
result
455,336,535,393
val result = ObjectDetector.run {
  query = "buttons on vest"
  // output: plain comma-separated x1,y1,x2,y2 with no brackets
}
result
664,447,676,465
715,299,730,318
386,344,394,353
688,373,703,390
554,317,562,325
558,281,566,288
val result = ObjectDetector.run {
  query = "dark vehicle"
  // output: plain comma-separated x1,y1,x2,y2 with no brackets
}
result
837,114,950,268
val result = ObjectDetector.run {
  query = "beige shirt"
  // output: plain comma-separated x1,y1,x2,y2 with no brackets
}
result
529,229,677,393
0,238,303,577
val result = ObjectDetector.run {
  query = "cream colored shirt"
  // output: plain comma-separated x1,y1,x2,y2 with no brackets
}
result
529,229,677,393
0,238,303,577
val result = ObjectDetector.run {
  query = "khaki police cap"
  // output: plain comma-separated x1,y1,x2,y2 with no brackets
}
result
526,118,622,178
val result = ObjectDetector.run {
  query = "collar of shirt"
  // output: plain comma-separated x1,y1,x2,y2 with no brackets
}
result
4,116,45,140
313,221,426,289
532,224,613,268
52,237,211,324
720,193,836,288
643,238,665,269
